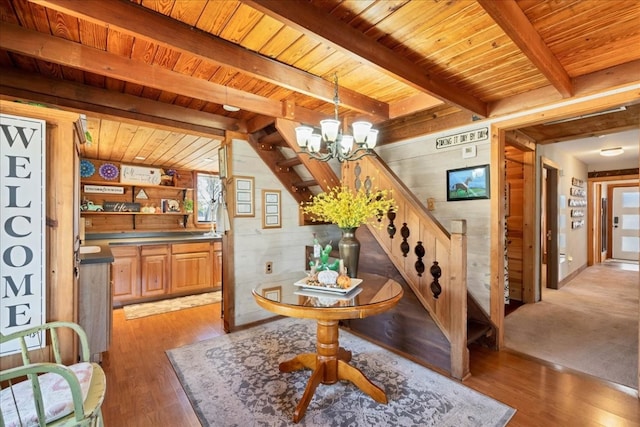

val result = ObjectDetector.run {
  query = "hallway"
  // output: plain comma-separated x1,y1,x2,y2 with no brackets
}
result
504,260,639,389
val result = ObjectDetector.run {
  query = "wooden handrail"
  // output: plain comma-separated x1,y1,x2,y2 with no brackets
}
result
342,154,469,379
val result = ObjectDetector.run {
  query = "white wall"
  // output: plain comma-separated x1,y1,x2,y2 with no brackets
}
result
376,125,493,312
231,139,340,326
538,145,589,281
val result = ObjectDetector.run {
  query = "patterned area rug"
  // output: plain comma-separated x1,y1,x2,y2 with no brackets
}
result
123,291,221,320
167,318,515,427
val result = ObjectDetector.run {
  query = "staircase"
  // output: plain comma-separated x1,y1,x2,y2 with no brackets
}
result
248,119,496,379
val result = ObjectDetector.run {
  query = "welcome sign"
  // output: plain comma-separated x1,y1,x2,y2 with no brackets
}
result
0,113,47,355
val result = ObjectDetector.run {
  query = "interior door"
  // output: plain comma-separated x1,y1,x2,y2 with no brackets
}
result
541,162,559,290
611,186,639,261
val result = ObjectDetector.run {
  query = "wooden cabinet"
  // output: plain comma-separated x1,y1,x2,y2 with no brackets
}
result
141,245,169,298
111,246,140,304
213,241,223,287
111,241,220,306
78,262,112,362
171,242,212,294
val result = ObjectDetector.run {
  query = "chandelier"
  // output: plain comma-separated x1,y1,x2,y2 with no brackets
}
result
295,74,378,162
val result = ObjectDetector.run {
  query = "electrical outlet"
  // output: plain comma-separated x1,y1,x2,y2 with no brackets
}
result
84,218,92,227
265,261,273,274
427,197,435,211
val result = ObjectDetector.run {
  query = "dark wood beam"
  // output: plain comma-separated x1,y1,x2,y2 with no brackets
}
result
245,0,487,117
0,68,236,135
0,23,329,124
35,0,388,119
477,0,573,98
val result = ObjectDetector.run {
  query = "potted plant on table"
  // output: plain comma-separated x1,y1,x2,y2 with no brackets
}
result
301,184,396,278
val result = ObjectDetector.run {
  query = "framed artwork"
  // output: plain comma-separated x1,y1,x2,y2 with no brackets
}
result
446,164,490,201
233,176,254,217
218,146,228,179
262,286,281,302
262,189,281,228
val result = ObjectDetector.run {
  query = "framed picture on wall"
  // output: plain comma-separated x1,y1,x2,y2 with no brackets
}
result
262,189,281,228
218,146,228,179
233,176,254,217
446,164,490,201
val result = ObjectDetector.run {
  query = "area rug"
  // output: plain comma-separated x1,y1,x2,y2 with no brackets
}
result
167,318,515,427
123,291,221,320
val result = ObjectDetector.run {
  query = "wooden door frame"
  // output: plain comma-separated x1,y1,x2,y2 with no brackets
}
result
541,158,560,291
488,88,638,349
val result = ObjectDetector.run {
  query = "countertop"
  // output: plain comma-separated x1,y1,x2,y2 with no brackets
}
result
79,233,222,265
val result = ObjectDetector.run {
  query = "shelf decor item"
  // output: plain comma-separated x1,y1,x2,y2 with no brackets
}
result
301,184,396,278
80,159,95,178
183,199,194,214
98,163,119,180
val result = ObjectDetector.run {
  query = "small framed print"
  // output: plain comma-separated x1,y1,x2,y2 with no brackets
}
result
233,176,254,217
218,146,228,179
262,189,281,228
263,286,281,302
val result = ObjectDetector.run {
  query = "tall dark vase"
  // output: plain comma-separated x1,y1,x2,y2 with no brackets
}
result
339,227,360,278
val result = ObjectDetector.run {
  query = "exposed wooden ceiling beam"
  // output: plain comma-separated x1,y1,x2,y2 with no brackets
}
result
244,0,487,117
33,0,388,119
0,67,235,135
477,0,573,98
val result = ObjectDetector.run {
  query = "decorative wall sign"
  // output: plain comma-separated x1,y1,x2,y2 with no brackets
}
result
233,176,254,217
436,127,489,149
1,113,47,355
446,164,490,201
84,184,125,194
572,219,585,229
262,189,281,228
120,164,162,185
104,202,141,212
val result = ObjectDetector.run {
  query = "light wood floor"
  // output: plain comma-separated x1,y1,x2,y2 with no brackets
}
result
101,300,639,426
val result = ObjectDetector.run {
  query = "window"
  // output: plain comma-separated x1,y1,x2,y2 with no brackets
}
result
195,172,220,225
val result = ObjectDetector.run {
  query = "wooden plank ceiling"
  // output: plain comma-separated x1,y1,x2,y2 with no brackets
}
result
0,0,638,172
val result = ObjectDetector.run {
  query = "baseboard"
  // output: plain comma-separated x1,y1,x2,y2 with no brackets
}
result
557,263,588,288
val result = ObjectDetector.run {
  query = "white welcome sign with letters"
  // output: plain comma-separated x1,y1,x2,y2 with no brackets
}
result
0,113,47,355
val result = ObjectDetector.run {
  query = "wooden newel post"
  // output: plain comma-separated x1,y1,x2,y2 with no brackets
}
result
449,219,468,380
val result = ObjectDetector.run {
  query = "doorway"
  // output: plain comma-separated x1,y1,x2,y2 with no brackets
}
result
609,184,640,261
541,160,559,291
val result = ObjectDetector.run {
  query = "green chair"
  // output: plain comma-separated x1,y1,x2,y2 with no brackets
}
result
1,321,106,426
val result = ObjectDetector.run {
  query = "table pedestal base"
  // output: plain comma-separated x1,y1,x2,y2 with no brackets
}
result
278,319,387,423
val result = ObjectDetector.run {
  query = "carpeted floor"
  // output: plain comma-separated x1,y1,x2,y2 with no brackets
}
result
123,291,221,320
167,318,515,427
505,262,638,388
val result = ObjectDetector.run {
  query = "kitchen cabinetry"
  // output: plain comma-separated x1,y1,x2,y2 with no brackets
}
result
213,241,223,287
111,241,220,307
78,262,112,363
171,242,213,294
141,245,169,298
111,246,140,304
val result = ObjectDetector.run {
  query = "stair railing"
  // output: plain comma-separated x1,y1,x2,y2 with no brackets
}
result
342,155,469,379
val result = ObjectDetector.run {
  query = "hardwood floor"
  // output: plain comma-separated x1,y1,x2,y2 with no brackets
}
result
101,302,639,427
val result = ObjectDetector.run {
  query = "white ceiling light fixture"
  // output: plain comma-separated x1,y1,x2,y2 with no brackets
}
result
295,74,377,162
223,104,240,112
600,147,624,157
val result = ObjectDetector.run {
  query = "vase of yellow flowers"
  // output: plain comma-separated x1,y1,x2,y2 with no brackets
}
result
302,185,396,278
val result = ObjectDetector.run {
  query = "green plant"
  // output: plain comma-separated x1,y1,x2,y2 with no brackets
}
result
301,184,396,229
183,199,194,212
